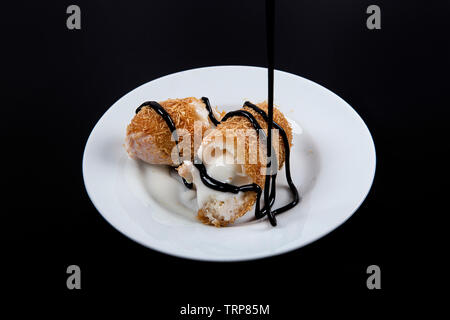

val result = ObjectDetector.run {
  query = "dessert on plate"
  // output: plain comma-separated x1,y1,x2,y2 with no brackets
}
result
125,97,298,227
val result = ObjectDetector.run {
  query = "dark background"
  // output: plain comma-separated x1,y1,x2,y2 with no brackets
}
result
3,0,447,314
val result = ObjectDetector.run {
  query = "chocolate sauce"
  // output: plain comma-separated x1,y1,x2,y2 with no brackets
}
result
264,0,276,225
201,97,221,126
135,101,193,189
243,101,300,215
132,0,299,225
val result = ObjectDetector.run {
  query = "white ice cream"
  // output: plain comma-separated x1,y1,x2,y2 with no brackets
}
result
180,146,252,224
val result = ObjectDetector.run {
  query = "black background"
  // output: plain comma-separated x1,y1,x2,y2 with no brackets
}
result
3,0,447,315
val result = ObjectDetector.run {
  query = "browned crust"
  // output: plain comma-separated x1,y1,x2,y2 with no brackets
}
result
197,192,257,227
195,102,293,227
126,97,209,165
245,101,293,173
200,101,292,189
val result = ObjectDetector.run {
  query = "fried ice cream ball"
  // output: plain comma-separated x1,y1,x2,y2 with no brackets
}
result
125,97,219,166
178,101,293,227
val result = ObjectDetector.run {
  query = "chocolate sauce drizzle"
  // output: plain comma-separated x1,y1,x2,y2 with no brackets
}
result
265,0,277,224
135,97,299,226
134,1,298,226
201,97,221,126
135,101,193,189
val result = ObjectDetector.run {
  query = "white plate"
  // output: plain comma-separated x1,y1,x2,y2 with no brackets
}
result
83,66,376,261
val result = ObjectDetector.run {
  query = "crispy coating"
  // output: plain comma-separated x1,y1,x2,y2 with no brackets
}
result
201,101,292,189
125,97,211,165
197,192,257,227
183,101,293,227
244,101,292,187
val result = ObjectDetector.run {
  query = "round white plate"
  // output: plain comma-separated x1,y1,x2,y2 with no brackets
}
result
83,66,375,261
